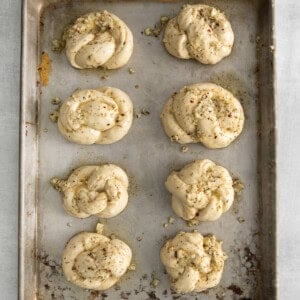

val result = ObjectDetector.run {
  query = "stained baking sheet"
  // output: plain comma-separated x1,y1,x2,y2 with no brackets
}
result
20,0,276,299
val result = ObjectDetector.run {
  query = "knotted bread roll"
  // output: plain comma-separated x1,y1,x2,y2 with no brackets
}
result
51,164,129,218
161,83,244,148
160,231,227,293
165,159,234,222
64,11,133,69
164,4,234,64
62,223,132,290
57,87,133,145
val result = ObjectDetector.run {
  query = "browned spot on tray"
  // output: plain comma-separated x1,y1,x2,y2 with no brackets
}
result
227,284,244,295
147,291,159,299
88,290,100,300
38,52,52,86
120,291,131,299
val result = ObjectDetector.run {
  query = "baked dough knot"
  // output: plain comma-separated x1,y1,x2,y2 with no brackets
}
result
166,159,234,222
161,83,244,148
164,4,234,64
160,231,227,293
58,87,133,145
64,11,133,69
62,224,132,290
51,164,129,218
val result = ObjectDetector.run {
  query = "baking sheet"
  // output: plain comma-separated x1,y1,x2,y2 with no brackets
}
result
20,0,277,299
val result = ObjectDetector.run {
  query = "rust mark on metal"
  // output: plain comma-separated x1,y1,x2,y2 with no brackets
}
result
38,52,52,86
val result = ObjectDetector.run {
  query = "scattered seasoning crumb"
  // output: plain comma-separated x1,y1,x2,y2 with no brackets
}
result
227,284,243,296
128,67,135,74
43,128,48,133
233,178,244,195
215,286,226,299
38,52,52,86
135,109,149,118
51,39,65,52
151,278,160,288
136,236,143,241
186,219,200,227
163,223,168,228
50,177,65,192
237,217,245,223
51,97,61,105
168,217,175,224
147,291,159,299
181,146,189,153
49,111,59,123
160,16,169,24
67,222,72,227
114,284,121,291
143,15,170,37
101,75,109,80
96,223,104,233
171,135,179,142
144,27,154,36
135,84,139,89
150,272,160,288
216,292,225,299
128,263,136,271
141,108,150,115
270,45,275,52
120,291,131,299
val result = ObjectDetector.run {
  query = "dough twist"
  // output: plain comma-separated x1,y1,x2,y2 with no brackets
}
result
62,223,132,290
160,231,227,293
51,164,129,219
161,83,244,148
165,159,234,222
163,4,234,64
64,11,133,69
57,87,133,145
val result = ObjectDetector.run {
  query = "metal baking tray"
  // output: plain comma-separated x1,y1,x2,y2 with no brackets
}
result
20,0,276,299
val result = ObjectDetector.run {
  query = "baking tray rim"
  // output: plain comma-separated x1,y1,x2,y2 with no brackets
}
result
18,0,278,299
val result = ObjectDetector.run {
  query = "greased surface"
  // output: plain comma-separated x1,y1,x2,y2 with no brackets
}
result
38,1,259,299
